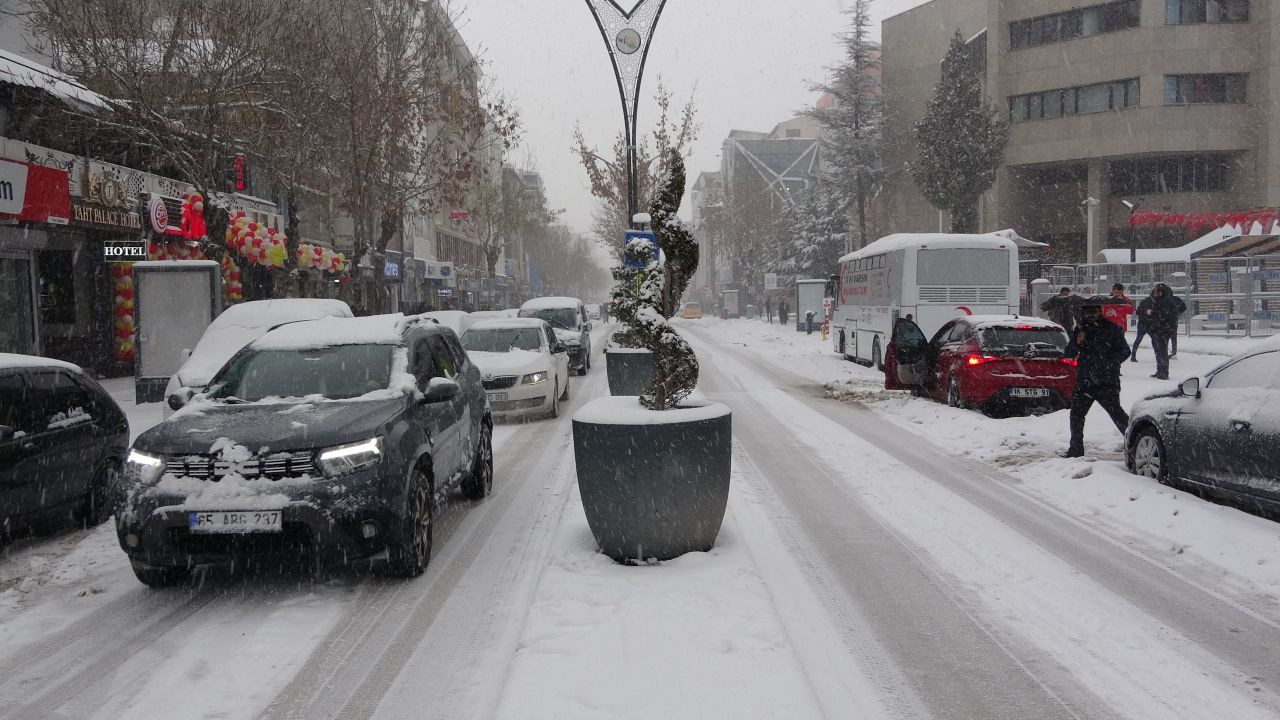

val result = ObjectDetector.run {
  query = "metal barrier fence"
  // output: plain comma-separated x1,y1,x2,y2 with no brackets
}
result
1028,254,1280,337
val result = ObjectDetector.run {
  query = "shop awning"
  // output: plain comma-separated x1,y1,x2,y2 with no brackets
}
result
0,158,71,225
0,48,111,112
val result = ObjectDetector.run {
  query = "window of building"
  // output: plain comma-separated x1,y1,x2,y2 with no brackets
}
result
1034,165,1088,186
1010,1,1140,49
1108,155,1229,195
1165,0,1249,25
1009,79,1138,122
1163,74,1246,104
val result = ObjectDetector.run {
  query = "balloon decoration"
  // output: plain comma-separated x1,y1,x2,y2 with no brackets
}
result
111,264,136,362
179,192,207,240
221,254,243,303
223,210,347,271
1127,207,1280,238
147,240,206,261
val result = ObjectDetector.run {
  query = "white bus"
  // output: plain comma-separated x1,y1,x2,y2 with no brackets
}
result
830,233,1020,369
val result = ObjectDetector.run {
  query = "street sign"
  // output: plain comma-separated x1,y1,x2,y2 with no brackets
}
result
623,230,658,269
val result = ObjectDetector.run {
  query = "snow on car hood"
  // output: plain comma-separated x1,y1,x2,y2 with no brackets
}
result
136,397,404,455
468,349,547,378
551,327,582,344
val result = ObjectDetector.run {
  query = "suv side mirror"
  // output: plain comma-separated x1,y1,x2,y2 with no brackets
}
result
422,377,461,403
167,387,195,411
552,343,567,354
1179,377,1201,398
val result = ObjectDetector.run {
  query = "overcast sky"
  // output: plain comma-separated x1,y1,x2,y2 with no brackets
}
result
454,0,929,239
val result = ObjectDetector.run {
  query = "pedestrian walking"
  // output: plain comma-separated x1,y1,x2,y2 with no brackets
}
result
1139,283,1186,380
1041,287,1078,333
779,301,789,327
765,298,773,324
1063,299,1132,458
805,310,816,335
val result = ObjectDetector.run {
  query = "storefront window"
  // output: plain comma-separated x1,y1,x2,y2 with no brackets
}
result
37,250,76,325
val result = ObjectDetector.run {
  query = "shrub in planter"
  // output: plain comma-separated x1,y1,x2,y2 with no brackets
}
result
574,151,731,562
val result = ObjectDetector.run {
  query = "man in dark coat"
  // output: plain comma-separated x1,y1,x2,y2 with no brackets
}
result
1041,287,1077,333
1138,283,1186,380
1063,299,1132,458
765,298,773,324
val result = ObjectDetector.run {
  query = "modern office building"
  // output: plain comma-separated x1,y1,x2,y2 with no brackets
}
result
874,0,1276,261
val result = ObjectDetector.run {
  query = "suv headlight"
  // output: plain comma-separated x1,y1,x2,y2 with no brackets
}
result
126,449,165,484
522,371,549,385
316,437,382,477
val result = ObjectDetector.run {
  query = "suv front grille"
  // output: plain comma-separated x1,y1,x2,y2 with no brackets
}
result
482,376,518,390
165,451,317,480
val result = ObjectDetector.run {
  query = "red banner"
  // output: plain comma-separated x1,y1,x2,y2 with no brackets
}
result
0,159,71,225
1126,207,1280,237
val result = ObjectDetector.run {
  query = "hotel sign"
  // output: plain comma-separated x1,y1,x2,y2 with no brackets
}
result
72,200,142,230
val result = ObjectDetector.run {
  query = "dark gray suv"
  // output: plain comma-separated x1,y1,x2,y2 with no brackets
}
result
116,314,492,586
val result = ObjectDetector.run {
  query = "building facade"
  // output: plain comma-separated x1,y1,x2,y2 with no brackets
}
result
875,0,1277,261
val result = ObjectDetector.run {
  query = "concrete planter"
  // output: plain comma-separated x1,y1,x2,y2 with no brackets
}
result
604,348,655,396
572,397,732,562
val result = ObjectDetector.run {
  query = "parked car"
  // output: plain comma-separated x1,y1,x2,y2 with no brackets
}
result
884,315,1076,414
117,314,492,586
1,354,128,536
1125,341,1280,514
419,310,475,337
585,304,601,321
461,319,570,419
518,297,593,375
163,299,352,417
469,310,519,322
680,302,703,320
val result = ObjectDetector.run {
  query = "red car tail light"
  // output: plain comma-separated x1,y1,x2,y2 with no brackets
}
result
1059,358,1078,367
966,354,998,365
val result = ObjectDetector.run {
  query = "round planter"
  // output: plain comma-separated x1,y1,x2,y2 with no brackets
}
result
605,347,655,396
572,397,732,562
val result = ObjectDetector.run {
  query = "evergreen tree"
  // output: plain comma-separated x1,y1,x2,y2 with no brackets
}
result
783,186,847,279
911,31,1008,234
807,0,882,250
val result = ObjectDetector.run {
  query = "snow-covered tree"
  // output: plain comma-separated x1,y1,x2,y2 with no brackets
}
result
806,0,882,251
782,185,847,279
911,31,1008,234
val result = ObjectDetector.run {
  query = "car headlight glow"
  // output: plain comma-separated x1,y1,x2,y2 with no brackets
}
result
317,437,382,477
522,371,549,385
126,449,165,484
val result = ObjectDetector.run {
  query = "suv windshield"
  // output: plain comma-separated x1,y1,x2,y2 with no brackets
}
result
207,344,395,402
520,308,578,330
462,328,542,353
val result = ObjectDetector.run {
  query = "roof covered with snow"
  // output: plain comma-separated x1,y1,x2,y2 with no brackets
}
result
252,314,406,350
468,318,548,331
520,296,582,311
0,48,111,111
839,233,1016,263
1096,223,1271,263
0,352,82,372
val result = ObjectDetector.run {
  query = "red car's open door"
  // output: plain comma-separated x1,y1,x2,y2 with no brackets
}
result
884,318,931,391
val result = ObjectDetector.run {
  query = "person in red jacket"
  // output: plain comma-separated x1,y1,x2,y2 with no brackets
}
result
1101,283,1134,333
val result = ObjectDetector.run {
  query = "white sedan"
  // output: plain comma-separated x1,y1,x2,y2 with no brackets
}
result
460,319,571,419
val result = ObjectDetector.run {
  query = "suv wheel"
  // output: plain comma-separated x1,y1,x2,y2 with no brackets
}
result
131,561,191,588
462,422,494,500
872,337,883,372
387,467,434,577
77,460,117,527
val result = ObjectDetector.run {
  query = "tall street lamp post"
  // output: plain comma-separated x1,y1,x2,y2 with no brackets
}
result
1122,197,1145,264
583,0,669,229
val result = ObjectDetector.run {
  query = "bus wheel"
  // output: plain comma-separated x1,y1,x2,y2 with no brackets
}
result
871,337,883,372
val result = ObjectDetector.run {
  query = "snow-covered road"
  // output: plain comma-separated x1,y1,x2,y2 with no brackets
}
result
1,321,1279,719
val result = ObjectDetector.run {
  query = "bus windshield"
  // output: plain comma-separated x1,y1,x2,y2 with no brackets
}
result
916,248,1010,286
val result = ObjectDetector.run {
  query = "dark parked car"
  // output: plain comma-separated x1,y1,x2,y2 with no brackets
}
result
518,297,593,375
884,316,1076,414
117,314,493,586
1125,342,1280,513
0,354,128,536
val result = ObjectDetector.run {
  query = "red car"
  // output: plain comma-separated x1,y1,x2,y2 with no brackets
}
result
884,315,1076,414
